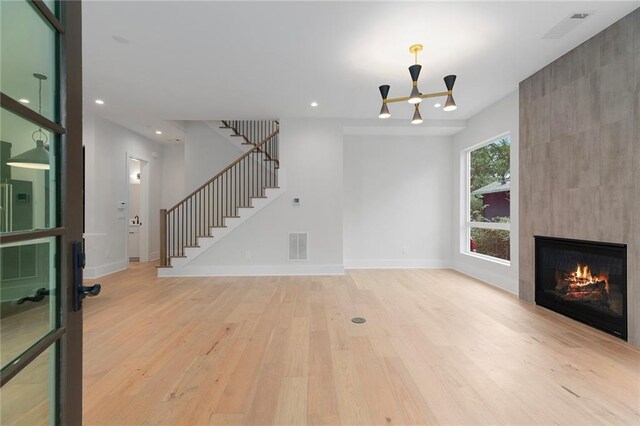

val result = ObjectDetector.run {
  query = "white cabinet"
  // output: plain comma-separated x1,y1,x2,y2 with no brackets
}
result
128,225,140,260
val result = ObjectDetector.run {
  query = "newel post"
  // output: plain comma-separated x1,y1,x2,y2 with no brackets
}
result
159,209,167,266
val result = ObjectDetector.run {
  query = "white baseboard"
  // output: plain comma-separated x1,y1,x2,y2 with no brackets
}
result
158,263,345,277
344,259,451,269
451,260,518,295
84,259,128,279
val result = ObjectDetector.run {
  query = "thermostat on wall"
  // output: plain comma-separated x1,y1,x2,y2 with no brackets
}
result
292,198,300,206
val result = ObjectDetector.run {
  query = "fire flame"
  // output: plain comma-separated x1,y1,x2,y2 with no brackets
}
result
554,263,620,314
567,264,609,291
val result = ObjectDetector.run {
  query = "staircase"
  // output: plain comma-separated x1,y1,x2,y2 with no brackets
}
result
157,120,284,274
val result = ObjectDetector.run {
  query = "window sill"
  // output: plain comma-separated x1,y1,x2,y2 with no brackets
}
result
461,250,511,267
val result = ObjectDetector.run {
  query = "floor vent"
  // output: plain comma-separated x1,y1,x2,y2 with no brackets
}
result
288,232,308,261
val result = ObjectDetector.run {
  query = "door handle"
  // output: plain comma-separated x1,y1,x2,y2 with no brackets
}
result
81,284,101,297
72,241,101,312
16,288,50,305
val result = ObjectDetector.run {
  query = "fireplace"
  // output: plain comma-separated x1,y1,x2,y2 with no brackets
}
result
535,236,627,340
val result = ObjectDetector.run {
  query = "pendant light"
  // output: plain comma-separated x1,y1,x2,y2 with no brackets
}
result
443,75,458,112
378,85,391,118
411,104,423,125
408,45,423,104
7,73,50,170
377,43,458,123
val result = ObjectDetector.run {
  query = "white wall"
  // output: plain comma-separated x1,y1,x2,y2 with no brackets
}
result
84,116,164,278
343,135,452,268
184,122,243,193
451,90,519,294
187,118,344,274
128,158,141,218
161,143,186,208
128,184,141,217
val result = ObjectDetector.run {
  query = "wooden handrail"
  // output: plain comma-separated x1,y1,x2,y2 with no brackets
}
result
158,120,280,267
167,126,279,214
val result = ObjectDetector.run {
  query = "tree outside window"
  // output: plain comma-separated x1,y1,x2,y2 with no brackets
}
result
466,136,510,262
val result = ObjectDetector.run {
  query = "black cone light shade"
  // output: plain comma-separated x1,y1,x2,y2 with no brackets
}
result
379,85,391,118
444,95,457,111
443,75,457,111
408,65,422,104
444,75,457,91
379,84,390,100
411,105,423,124
379,103,390,119
409,64,422,82
7,138,50,170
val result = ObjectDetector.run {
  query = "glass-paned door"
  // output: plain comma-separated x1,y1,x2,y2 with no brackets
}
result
1,1,86,424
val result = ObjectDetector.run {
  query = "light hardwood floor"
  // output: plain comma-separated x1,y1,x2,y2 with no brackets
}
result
83,262,640,425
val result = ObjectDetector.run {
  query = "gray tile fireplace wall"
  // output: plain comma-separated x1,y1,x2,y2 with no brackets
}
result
519,8,640,346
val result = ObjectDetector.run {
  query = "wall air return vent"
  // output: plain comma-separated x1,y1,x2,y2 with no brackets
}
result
543,12,593,39
288,232,308,261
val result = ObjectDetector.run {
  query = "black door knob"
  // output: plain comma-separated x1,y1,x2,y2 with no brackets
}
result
80,284,101,298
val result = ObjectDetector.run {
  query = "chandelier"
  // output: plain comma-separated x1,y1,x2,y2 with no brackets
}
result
378,44,457,124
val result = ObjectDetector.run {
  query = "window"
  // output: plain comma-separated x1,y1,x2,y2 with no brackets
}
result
463,135,511,262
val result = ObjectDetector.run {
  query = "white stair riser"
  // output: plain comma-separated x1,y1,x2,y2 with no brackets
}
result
158,170,287,276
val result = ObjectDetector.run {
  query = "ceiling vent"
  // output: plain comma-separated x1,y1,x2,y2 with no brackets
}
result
543,12,593,39
570,13,590,20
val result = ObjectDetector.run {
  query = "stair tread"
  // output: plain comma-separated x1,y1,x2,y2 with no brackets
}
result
211,225,227,228
156,265,173,269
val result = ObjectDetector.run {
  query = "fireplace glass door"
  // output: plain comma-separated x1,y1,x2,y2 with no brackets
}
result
535,236,627,340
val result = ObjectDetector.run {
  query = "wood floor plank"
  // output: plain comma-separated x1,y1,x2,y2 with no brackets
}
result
307,330,341,426
273,376,308,426
74,262,640,425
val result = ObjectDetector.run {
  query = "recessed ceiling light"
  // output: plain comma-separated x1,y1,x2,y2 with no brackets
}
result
434,103,442,108
18,99,30,104
155,130,162,135
95,99,104,105
310,102,318,107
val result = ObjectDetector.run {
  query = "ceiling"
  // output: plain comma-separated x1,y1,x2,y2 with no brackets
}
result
82,1,639,142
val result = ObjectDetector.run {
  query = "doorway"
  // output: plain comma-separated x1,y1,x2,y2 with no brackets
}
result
127,157,149,264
